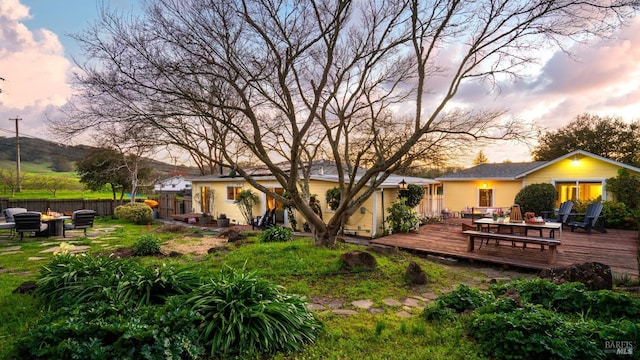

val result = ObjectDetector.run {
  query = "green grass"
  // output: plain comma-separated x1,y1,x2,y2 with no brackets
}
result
0,160,67,174
0,162,140,199
0,220,490,359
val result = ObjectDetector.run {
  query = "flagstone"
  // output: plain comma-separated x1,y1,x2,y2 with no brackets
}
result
0,246,21,252
352,299,373,309
395,311,413,318
382,298,402,306
402,297,420,307
0,251,21,256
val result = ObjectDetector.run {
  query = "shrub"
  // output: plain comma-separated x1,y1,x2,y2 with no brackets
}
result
114,202,153,225
326,187,341,211
259,225,293,242
387,198,421,233
513,183,556,215
132,233,162,256
602,201,638,229
234,189,259,224
14,300,204,360
606,168,640,209
35,254,202,308
184,267,322,358
431,284,494,313
489,278,560,309
468,304,601,360
398,183,425,208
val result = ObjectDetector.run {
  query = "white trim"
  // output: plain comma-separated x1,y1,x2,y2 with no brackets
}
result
517,150,640,178
550,178,608,201
372,190,380,237
225,185,243,202
477,187,494,207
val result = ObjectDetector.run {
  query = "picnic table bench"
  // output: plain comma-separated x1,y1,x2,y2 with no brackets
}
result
462,230,561,264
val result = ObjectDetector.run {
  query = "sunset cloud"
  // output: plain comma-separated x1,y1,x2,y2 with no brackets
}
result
0,0,74,138
1,0,639,166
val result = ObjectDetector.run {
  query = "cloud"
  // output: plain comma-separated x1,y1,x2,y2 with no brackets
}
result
0,0,74,139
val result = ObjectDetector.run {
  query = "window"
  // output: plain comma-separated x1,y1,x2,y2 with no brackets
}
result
226,185,242,201
478,188,493,207
555,181,602,206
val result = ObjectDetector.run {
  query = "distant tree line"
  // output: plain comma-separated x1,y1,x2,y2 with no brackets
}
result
532,114,640,167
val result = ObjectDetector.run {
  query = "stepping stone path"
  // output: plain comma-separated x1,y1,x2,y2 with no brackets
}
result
40,245,90,254
306,266,536,317
310,296,430,318
0,246,22,256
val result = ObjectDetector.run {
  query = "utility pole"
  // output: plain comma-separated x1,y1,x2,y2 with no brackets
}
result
9,117,22,192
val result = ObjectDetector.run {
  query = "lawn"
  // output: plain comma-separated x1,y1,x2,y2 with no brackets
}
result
0,218,494,359
2,219,637,359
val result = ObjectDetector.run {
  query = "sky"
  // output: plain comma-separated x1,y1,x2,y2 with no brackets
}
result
1,0,640,167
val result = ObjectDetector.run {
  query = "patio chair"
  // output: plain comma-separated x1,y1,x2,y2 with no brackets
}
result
3,207,27,222
567,202,606,234
63,210,96,237
252,208,277,229
14,211,48,240
542,200,574,224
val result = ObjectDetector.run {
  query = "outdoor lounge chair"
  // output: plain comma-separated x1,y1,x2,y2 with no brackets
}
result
542,200,574,224
63,210,96,237
567,202,606,234
252,208,276,230
3,207,27,223
14,211,48,240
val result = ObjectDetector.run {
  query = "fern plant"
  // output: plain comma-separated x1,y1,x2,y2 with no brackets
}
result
259,225,293,242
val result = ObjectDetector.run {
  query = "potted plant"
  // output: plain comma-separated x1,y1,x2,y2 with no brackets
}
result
217,213,230,227
199,212,211,225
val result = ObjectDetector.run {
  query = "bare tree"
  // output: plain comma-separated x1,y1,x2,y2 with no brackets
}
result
94,123,159,203
56,0,637,245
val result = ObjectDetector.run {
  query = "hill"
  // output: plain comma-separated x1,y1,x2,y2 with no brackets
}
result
0,136,200,176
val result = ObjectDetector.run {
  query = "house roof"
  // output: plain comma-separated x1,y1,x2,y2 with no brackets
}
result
436,161,547,181
187,159,438,188
437,149,640,181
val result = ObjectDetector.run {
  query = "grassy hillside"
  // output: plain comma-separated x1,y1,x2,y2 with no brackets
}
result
0,160,76,177
0,136,200,176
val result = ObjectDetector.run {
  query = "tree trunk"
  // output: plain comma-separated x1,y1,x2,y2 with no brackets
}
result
312,223,341,247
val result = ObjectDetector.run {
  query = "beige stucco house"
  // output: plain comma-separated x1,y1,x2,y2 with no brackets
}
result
437,150,640,213
187,160,440,237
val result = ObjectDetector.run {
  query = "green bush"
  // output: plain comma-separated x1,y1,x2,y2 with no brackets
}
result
259,225,293,242
14,300,204,360
430,284,494,313
387,198,421,233
326,187,341,211
114,202,153,225
513,183,556,216
606,168,640,209
398,183,425,208
132,234,162,256
468,304,601,360
35,254,202,308
602,201,638,229
490,278,561,309
184,266,322,358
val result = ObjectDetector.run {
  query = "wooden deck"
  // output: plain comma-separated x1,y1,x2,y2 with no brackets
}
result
370,219,639,276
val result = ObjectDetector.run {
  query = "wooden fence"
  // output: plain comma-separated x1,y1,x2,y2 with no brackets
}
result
1,195,192,219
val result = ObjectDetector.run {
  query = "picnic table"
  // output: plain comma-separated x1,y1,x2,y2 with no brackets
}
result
464,218,563,264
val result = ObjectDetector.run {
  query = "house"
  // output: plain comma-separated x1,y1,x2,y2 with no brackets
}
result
187,160,440,237
154,175,192,194
437,149,640,213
